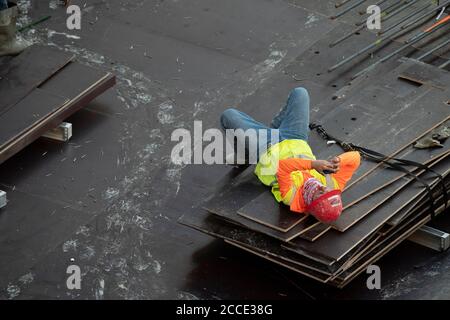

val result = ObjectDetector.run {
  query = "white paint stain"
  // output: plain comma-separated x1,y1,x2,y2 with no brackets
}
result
18,273,34,285
96,279,105,300
153,260,162,274
80,246,96,260
49,0,59,10
76,225,90,237
193,101,206,118
132,214,153,231
254,50,287,76
48,30,81,40
7,284,20,299
177,291,199,300
62,239,79,253
157,102,175,124
305,13,319,28
104,187,120,200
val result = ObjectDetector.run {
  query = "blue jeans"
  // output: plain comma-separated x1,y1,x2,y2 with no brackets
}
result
0,0,7,10
220,87,310,160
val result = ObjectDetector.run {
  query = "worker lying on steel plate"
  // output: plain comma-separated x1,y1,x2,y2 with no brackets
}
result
220,87,361,223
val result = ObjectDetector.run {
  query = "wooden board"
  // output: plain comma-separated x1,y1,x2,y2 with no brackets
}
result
332,153,450,232
237,191,307,232
179,210,338,275
342,135,450,210
0,89,68,147
398,58,450,90
332,214,431,287
0,45,74,115
387,177,450,227
0,62,115,164
331,192,450,287
297,224,332,242
225,239,332,283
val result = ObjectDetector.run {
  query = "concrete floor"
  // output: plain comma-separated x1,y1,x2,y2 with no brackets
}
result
0,0,450,299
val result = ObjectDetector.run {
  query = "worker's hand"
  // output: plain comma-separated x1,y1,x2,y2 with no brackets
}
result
312,160,338,174
330,156,341,171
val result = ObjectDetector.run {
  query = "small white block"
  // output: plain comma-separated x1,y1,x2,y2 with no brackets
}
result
0,190,7,209
42,122,73,142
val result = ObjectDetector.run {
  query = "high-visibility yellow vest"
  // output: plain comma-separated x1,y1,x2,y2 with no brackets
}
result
254,139,337,204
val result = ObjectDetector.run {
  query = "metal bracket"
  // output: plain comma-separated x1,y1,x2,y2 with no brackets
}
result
0,190,7,209
42,122,73,142
408,225,450,252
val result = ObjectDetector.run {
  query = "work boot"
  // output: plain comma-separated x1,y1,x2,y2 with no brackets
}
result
0,3,30,57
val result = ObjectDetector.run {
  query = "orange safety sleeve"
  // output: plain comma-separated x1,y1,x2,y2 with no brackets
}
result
332,151,361,190
276,158,312,197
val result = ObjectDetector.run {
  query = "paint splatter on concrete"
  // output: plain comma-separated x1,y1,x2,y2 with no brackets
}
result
177,291,200,300
62,239,79,253
104,187,120,200
305,13,319,28
7,284,20,299
48,30,81,40
157,102,175,124
80,246,96,260
49,0,59,10
18,273,34,285
95,279,105,300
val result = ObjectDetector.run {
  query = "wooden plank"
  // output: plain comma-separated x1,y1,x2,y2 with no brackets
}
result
342,134,450,210
225,239,332,283
329,119,450,232
387,177,450,226
0,65,115,164
332,215,431,288
179,210,338,275
297,224,332,242
343,88,450,188
398,58,450,90
237,191,307,232
0,89,68,147
332,194,450,287
332,151,449,232
285,161,450,262
0,45,74,115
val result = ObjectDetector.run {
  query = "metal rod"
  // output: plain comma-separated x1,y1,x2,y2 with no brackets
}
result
329,25,365,48
401,0,450,30
439,59,450,68
329,1,449,71
352,17,450,79
335,0,354,8
358,0,390,15
379,2,432,35
330,0,410,48
331,0,369,19
417,38,450,60
329,21,407,71
18,15,51,33
382,0,422,22
355,0,409,26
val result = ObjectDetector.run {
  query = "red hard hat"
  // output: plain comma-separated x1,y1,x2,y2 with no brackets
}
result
306,189,343,223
